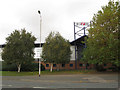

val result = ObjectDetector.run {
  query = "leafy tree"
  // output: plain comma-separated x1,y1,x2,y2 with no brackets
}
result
2,29,36,72
81,1,119,67
41,32,71,72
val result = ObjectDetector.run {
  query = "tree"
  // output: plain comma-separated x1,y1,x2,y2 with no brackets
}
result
2,29,36,72
41,32,71,72
81,1,120,67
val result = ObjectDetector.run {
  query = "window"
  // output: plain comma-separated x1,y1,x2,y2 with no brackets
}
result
104,64,107,66
62,64,65,67
79,64,83,67
46,64,49,67
70,64,73,67
86,63,89,67
53,64,56,67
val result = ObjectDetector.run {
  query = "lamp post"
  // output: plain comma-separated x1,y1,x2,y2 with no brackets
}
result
38,10,42,77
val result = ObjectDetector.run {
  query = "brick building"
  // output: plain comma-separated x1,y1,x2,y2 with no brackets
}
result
0,35,111,70
34,35,95,70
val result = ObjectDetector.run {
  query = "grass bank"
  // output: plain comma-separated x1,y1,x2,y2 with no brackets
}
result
1,70,97,76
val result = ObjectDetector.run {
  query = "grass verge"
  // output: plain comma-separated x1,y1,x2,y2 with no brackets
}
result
1,70,97,76
1,70,117,76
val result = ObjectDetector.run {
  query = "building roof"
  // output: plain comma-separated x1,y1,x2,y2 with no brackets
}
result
0,43,44,48
0,35,88,48
70,35,88,46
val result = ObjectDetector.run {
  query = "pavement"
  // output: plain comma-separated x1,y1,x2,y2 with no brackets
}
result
1,73,120,90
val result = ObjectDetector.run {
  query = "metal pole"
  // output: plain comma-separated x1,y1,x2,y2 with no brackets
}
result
84,27,85,36
38,10,42,77
74,22,76,40
74,22,77,70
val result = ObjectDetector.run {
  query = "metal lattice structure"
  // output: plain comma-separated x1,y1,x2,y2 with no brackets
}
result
74,22,89,39
74,22,90,69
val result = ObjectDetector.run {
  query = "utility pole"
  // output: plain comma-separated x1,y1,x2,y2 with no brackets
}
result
38,10,42,77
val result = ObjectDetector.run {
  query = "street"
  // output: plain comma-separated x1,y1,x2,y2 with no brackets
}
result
1,73,119,89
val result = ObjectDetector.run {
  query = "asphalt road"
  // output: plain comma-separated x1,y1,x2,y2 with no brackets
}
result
1,73,119,89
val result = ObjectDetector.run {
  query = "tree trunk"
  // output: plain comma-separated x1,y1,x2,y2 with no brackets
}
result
17,64,21,72
50,63,53,72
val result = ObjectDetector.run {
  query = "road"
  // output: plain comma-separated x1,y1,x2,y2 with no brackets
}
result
1,73,119,90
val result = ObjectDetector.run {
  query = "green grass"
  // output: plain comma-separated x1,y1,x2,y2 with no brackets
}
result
1,71,38,76
42,70,97,75
1,70,97,76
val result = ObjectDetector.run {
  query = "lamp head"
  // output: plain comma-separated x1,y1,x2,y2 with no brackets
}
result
38,10,41,14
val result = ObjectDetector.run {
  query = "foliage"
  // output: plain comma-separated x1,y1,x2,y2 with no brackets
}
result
2,61,45,71
41,32,71,71
95,64,107,72
21,63,45,71
2,29,36,72
81,1,120,66
2,62,17,71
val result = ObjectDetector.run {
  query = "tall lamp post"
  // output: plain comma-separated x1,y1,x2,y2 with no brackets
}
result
38,10,42,77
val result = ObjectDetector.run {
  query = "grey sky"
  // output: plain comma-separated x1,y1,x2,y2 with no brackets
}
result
0,0,111,44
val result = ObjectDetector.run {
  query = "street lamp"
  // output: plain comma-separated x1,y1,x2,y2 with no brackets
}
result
38,10,42,77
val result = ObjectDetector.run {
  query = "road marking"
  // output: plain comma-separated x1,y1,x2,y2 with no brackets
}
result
33,87,47,88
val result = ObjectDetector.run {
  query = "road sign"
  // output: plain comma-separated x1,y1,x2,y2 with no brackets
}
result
75,22,89,26
34,47,42,59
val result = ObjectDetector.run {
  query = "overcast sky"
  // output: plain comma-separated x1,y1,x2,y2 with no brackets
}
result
0,0,113,44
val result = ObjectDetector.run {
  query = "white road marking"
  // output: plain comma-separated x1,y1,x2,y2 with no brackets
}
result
33,87,47,88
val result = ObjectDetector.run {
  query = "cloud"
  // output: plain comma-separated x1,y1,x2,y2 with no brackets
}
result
0,0,111,44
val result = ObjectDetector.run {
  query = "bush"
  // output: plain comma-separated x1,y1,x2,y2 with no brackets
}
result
21,63,45,71
95,64,106,72
2,62,45,71
2,62,17,71
108,65,120,72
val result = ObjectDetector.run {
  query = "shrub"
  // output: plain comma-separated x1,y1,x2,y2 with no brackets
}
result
108,65,120,72
95,64,106,72
2,62,45,71
2,62,17,71
21,63,45,71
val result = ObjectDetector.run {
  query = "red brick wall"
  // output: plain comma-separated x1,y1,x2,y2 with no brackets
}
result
41,61,76,70
34,61,112,70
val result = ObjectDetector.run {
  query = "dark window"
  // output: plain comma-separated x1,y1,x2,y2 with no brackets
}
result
104,64,107,66
62,64,65,67
70,64,73,67
79,64,83,67
86,63,89,67
46,64,49,67
53,64,56,67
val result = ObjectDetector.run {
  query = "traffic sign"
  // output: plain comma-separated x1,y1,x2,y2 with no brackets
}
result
75,22,89,26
